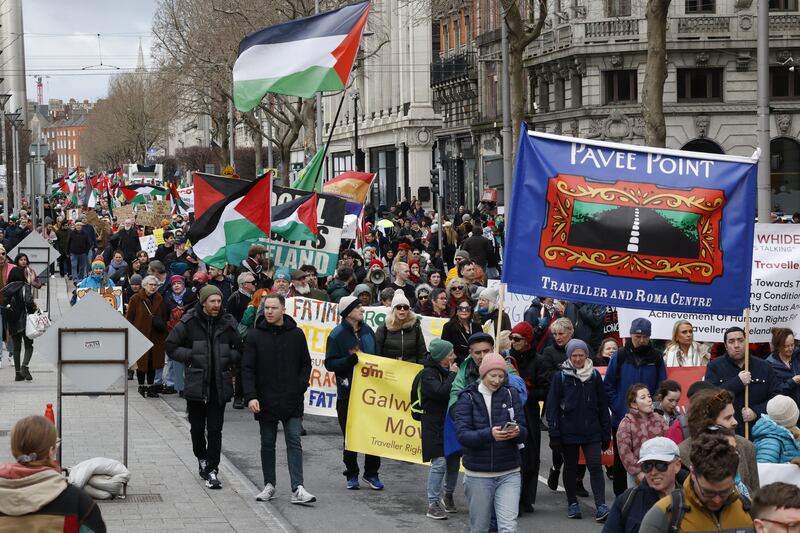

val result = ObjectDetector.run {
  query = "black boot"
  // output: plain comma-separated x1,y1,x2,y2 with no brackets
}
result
138,385,147,397
22,367,32,381
146,386,159,398
15,371,24,382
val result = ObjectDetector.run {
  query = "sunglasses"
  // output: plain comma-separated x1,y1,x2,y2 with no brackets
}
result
418,295,429,300
693,475,734,500
457,306,471,311
395,305,410,311
641,461,671,473
451,286,465,291
510,335,526,342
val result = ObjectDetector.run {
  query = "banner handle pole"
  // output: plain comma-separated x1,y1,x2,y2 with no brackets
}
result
496,283,506,342
744,307,751,440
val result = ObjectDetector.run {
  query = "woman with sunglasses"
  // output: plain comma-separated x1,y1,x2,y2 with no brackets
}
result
375,291,428,363
414,284,433,314
446,277,471,310
442,300,482,365
0,416,106,531
678,388,760,497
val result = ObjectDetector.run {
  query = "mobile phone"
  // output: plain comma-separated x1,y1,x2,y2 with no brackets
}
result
501,422,518,431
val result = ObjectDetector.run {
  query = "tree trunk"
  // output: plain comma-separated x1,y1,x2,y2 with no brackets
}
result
642,0,671,148
280,144,292,186
509,43,525,153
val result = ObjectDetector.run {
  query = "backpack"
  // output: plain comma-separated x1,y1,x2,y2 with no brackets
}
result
410,370,424,421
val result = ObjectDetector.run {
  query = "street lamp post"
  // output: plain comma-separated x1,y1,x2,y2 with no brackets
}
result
500,4,513,219
756,0,771,221
351,89,361,171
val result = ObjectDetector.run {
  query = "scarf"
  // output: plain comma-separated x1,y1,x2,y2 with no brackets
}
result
562,357,595,382
172,288,186,305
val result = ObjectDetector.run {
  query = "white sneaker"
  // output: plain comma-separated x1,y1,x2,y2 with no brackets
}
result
291,485,316,504
256,483,275,501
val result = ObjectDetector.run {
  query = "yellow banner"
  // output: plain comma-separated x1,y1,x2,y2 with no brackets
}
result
345,352,423,464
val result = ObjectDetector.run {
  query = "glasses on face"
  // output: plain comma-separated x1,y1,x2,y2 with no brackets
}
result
757,517,800,533
451,286,464,291
395,305,410,311
243,280,255,285
510,335,526,342
457,306,471,312
693,475,734,500
419,295,429,300
641,461,671,473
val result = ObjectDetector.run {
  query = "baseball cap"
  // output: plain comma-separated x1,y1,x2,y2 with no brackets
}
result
638,437,680,464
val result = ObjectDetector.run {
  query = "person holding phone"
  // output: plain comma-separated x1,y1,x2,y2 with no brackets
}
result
453,352,528,533
546,338,611,521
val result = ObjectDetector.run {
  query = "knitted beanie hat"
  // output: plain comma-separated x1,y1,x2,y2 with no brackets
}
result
429,339,454,362
768,395,799,428
479,353,507,378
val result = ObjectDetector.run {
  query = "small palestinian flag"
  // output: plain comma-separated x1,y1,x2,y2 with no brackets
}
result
67,181,79,207
271,193,319,242
232,1,370,110
188,174,272,268
117,184,168,204
50,177,70,197
168,182,189,214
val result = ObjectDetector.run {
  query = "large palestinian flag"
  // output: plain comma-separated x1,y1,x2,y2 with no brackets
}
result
187,174,272,268
191,172,253,218
232,1,371,110
117,184,168,204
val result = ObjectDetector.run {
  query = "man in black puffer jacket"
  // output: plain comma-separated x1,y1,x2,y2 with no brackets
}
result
166,285,242,490
242,293,315,504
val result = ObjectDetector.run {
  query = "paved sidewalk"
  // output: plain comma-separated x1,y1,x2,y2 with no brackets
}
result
0,276,294,533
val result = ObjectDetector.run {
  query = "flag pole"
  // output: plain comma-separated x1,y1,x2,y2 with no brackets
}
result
496,283,506,341
312,90,347,190
744,307,751,439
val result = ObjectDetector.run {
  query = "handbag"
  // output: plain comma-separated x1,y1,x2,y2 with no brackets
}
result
25,309,51,339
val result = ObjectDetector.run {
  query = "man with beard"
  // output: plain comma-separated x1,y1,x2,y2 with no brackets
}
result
288,269,313,298
111,218,142,263
298,265,329,301
604,318,667,496
271,268,292,297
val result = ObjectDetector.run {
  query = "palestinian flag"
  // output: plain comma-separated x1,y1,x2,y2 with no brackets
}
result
192,172,253,218
232,0,370,110
188,174,272,268
168,181,189,214
117,184,168,204
271,192,319,241
50,177,70,197
290,145,326,192
66,181,79,208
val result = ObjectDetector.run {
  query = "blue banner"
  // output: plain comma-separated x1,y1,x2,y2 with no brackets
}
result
502,126,757,315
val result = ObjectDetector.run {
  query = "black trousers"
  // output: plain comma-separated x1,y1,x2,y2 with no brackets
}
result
611,427,628,496
336,397,380,478
520,400,541,506
186,399,226,471
562,442,605,506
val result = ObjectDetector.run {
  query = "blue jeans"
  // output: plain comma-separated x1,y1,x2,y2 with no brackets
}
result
464,471,521,533
172,360,185,392
427,455,460,503
70,253,88,280
259,416,304,491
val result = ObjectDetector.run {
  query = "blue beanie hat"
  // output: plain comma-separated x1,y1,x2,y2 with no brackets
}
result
565,339,590,359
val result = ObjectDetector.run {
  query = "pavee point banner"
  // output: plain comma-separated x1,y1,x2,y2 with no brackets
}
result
286,297,446,418
618,223,800,342
267,186,346,277
503,128,757,315
346,353,423,464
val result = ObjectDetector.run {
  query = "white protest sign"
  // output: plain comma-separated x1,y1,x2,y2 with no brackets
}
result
487,280,532,325
618,223,800,342
139,235,158,258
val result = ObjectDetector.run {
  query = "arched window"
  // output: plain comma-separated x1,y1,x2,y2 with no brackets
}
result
681,138,725,154
771,137,800,215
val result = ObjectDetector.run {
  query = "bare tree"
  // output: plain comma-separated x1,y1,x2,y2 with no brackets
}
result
502,0,547,150
641,0,671,147
82,71,177,169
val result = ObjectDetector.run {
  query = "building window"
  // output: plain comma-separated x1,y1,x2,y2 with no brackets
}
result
449,16,455,49
771,66,800,99
554,78,565,111
685,0,715,13
769,0,798,10
677,68,723,102
538,79,550,112
571,75,583,109
603,70,637,104
607,0,631,17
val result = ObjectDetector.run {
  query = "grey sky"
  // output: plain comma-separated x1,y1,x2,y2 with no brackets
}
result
23,0,158,103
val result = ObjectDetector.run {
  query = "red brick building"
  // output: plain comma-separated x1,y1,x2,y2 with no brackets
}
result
44,114,87,174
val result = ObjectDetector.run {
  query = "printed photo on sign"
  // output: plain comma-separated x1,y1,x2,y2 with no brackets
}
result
75,286,123,312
